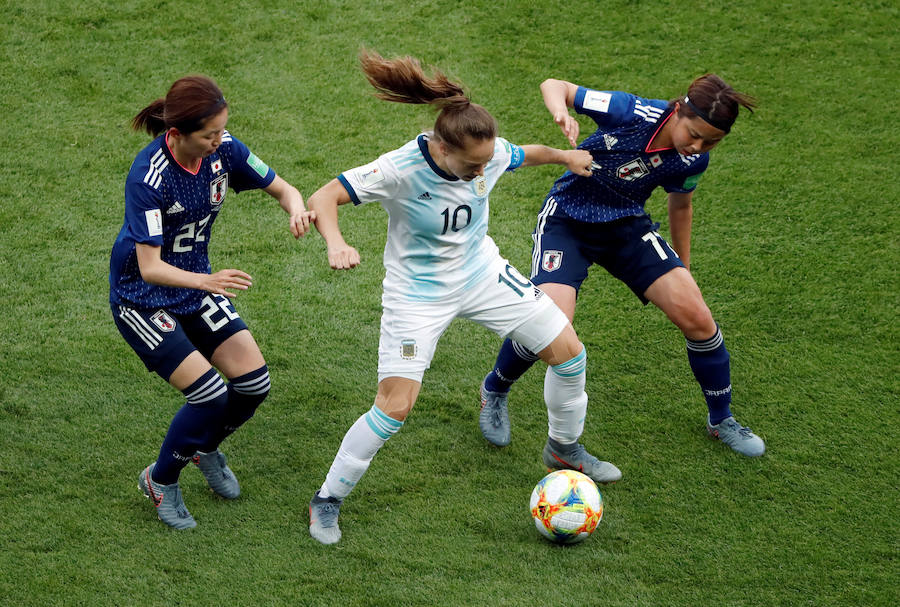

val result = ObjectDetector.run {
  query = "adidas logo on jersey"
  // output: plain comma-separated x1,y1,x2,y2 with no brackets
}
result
166,202,185,214
603,134,618,150
417,192,432,200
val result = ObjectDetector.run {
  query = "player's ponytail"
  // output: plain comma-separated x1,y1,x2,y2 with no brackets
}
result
132,99,167,136
132,75,228,137
675,74,756,134
359,49,497,150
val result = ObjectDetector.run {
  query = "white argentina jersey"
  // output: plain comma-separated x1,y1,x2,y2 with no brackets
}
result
338,134,524,302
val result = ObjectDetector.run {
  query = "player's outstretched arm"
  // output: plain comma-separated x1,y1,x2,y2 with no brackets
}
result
263,175,316,239
520,145,593,177
135,243,252,298
307,178,360,270
540,79,580,147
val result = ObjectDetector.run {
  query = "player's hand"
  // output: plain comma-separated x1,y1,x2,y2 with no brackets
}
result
327,243,360,270
563,149,594,177
205,269,252,298
289,210,317,238
553,110,580,148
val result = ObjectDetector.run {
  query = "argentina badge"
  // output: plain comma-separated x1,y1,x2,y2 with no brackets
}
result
473,176,487,198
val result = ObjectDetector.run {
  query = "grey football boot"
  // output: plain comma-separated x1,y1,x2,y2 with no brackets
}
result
542,437,622,484
193,449,240,499
707,415,765,457
309,491,343,545
479,377,511,447
138,463,197,529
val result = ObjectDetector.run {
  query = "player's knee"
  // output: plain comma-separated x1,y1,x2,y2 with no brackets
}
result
672,300,715,338
540,325,583,366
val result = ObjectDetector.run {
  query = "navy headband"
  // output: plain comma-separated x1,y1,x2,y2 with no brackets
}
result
683,96,732,133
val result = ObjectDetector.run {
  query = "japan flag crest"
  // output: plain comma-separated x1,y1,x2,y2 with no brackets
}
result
542,250,563,272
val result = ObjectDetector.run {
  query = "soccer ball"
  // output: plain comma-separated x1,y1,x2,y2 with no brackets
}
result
530,469,603,544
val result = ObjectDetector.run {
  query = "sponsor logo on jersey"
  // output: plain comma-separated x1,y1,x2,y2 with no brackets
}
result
211,158,223,173
603,134,618,150
474,176,487,197
357,162,385,187
210,174,228,208
145,209,163,236
649,153,662,168
400,339,417,360
166,201,185,215
417,192,432,200
150,310,176,332
616,158,650,181
583,90,612,113
542,250,563,272
246,152,269,178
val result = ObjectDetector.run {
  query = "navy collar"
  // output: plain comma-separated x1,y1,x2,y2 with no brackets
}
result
417,134,458,181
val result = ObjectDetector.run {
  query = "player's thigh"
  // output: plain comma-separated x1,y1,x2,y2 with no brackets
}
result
112,303,203,383
180,294,259,378
643,267,715,338
210,329,265,379
377,295,458,384
605,217,685,304
462,259,569,356
168,350,215,391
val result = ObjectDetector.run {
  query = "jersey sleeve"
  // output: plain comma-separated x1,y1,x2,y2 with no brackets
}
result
220,134,277,193
123,163,165,246
662,154,710,193
573,87,637,128
337,156,400,205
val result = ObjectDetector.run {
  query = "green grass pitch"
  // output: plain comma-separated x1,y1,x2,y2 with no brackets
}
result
0,1,897,605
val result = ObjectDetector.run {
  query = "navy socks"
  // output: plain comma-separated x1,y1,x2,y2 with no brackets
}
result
484,338,540,393
686,326,733,425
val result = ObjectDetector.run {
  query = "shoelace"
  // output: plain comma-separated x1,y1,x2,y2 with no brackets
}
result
318,502,340,526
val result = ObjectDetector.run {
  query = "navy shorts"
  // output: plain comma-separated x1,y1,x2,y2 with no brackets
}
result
112,293,248,380
529,198,685,304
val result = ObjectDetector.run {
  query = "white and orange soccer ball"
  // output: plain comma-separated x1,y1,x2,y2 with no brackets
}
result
530,469,603,544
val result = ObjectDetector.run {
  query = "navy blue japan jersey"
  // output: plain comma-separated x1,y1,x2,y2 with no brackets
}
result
547,88,709,223
109,131,275,315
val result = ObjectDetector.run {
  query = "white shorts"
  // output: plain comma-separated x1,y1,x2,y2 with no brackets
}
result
377,256,569,382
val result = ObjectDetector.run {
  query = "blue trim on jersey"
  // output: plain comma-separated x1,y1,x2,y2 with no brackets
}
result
337,173,362,205
417,135,458,181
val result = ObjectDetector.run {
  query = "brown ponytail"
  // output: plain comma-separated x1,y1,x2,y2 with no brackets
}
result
675,74,756,133
132,75,228,137
359,49,496,149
